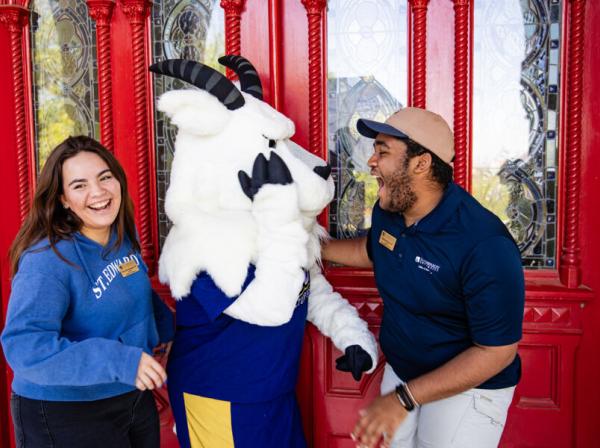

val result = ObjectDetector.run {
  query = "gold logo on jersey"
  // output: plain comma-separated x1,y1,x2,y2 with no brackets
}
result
379,230,397,251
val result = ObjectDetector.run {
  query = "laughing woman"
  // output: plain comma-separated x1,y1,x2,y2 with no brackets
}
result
1,136,174,448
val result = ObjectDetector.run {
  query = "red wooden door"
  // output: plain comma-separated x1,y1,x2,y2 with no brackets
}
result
238,1,600,447
0,0,179,445
2,1,600,447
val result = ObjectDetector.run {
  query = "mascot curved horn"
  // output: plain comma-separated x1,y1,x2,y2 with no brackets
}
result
218,55,263,101
149,59,245,110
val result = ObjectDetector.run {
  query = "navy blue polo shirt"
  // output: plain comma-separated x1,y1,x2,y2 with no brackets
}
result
367,182,524,389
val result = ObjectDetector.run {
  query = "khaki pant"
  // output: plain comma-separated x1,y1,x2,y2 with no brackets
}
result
381,364,515,448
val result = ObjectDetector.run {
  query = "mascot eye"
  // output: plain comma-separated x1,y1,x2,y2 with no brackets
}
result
262,135,277,148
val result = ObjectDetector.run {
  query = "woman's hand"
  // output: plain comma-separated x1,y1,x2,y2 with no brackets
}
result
135,352,167,390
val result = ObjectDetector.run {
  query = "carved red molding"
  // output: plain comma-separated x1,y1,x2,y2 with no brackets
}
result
302,0,326,15
121,0,155,272
523,305,571,323
87,0,115,152
452,0,471,190
121,0,148,24
220,0,244,79
353,301,384,321
409,0,429,108
87,0,114,27
560,0,586,288
268,0,283,110
0,5,31,222
301,0,327,157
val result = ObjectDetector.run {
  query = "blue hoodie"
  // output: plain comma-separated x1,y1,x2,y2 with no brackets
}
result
1,232,174,401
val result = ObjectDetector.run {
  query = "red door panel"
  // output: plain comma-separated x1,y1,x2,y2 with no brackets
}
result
2,1,600,447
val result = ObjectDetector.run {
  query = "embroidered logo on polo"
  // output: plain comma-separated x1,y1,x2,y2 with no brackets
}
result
92,254,141,299
414,256,440,274
296,269,310,307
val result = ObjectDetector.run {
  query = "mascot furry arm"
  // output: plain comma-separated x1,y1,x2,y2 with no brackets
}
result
151,56,377,375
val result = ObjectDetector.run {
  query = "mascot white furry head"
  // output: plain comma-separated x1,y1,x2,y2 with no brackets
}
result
152,56,337,302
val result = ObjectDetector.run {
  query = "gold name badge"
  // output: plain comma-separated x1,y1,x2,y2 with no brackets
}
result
118,259,139,277
379,230,397,251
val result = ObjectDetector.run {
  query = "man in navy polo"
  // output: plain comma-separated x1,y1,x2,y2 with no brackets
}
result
322,107,525,448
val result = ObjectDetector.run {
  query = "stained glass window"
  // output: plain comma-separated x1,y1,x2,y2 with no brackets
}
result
473,0,561,268
30,0,99,171
152,0,224,248
327,0,407,239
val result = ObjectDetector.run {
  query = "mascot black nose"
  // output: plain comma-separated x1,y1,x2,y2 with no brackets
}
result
313,165,332,180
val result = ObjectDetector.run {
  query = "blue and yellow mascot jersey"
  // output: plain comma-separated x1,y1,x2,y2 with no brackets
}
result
167,265,310,448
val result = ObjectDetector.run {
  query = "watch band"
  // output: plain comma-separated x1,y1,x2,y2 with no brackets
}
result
395,383,416,412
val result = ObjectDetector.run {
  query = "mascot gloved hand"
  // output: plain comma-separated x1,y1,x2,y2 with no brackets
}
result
150,55,378,448
336,344,374,381
238,151,292,200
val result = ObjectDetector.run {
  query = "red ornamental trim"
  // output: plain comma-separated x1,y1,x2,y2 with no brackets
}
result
87,0,115,152
268,0,283,110
301,0,327,157
302,0,326,15
452,0,471,190
409,0,429,108
354,301,384,320
0,5,31,222
122,0,155,272
87,0,114,25
121,0,148,24
560,0,585,287
220,0,244,79
523,306,571,325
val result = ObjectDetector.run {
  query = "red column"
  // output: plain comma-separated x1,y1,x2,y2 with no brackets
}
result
0,6,32,447
121,0,155,274
452,0,472,190
220,0,244,80
301,0,327,159
560,0,586,288
87,0,116,152
0,6,31,221
409,0,429,108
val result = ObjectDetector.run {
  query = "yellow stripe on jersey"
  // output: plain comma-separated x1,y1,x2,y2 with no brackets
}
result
183,393,234,447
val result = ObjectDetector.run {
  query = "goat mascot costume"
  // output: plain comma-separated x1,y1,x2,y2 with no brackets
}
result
149,56,378,448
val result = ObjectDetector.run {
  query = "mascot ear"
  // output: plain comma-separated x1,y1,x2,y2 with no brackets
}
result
157,90,231,136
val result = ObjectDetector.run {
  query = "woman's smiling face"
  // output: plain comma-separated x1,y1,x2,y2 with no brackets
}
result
60,151,122,245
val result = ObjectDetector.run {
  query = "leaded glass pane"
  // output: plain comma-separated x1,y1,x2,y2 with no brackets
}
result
152,0,224,248
473,0,561,269
30,0,99,171
327,0,407,239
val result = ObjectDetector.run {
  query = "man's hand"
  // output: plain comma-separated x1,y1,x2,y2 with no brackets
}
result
135,352,167,391
352,392,407,448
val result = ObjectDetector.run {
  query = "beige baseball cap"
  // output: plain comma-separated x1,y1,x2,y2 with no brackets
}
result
357,107,455,164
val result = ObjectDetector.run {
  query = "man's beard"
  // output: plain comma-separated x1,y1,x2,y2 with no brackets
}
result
380,159,417,213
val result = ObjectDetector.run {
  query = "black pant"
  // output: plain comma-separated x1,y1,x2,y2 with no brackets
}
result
10,390,160,448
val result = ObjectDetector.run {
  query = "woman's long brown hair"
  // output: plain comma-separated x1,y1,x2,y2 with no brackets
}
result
9,136,140,276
